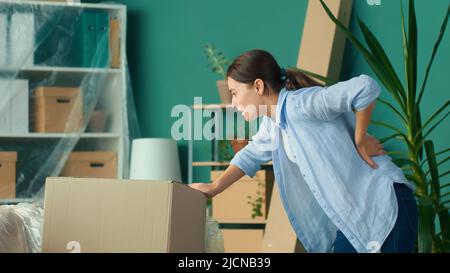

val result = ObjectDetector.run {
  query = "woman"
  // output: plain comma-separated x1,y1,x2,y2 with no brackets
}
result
189,49,418,253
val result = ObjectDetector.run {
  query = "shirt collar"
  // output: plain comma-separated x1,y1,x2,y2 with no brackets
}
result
275,88,288,129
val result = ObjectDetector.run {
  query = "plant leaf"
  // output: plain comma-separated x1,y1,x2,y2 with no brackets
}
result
370,121,415,151
318,0,406,111
416,4,450,107
370,120,404,135
358,18,407,103
377,98,408,124
416,107,424,160
407,0,418,109
379,133,403,144
438,208,450,252
392,158,418,168
425,141,442,204
417,197,434,253
423,110,450,140
436,148,450,157
440,170,450,178
405,174,421,186
414,101,450,141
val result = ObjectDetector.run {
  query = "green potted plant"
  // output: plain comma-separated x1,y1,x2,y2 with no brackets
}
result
217,140,233,162
204,43,232,104
247,180,265,219
308,0,450,253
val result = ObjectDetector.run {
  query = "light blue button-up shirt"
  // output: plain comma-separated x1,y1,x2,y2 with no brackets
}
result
230,74,413,253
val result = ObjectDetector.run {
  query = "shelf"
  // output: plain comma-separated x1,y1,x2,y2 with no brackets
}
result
0,198,37,205
0,0,126,11
0,66,121,74
0,133,121,139
192,161,273,167
215,219,267,224
0,66,122,86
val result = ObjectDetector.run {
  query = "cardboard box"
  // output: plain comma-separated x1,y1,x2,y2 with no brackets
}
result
261,183,306,253
110,17,121,68
0,152,18,199
221,228,264,253
42,177,207,253
297,0,353,82
0,79,29,134
60,151,117,178
32,87,83,133
211,170,274,223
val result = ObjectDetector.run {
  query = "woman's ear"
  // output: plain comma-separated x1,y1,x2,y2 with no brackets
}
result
254,79,265,96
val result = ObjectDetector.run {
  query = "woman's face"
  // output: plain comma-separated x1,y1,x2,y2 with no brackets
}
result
227,77,264,122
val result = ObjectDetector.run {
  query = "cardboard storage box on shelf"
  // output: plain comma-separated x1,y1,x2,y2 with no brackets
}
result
0,79,29,134
221,228,264,253
32,87,83,133
42,177,207,253
0,152,17,199
60,151,117,178
211,170,274,223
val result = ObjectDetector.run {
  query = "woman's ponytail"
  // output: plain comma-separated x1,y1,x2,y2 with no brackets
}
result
283,68,324,90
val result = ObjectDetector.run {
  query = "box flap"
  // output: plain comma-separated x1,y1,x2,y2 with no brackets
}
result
167,182,206,252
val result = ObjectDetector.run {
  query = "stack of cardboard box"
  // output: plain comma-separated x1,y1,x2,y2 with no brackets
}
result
211,169,274,253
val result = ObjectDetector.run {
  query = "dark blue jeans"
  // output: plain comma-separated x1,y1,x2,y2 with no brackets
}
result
333,182,419,253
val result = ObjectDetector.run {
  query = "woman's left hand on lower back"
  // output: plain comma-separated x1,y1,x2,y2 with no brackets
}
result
355,135,387,169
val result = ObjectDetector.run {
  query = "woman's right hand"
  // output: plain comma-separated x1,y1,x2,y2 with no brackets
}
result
189,165,246,199
189,183,218,198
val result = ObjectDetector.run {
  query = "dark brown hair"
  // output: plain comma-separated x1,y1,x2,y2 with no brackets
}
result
226,49,323,93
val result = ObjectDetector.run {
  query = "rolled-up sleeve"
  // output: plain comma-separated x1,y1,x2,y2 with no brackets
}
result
295,74,381,121
230,117,273,177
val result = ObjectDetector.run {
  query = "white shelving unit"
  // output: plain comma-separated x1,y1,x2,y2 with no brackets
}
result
0,1,129,203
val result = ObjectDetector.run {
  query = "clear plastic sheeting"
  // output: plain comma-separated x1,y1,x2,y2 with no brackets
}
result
0,205,224,253
205,209,225,253
0,201,43,253
0,0,141,202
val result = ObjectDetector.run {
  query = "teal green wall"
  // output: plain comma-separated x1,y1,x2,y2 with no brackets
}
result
85,0,449,183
